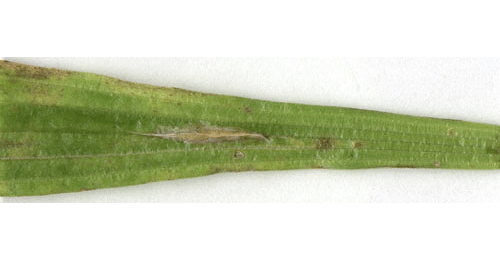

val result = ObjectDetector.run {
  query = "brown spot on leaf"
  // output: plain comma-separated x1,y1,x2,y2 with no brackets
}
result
233,150,245,159
0,141,24,148
353,141,363,149
130,124,268,144
0,60,72,79
316,137,335,150
242,105,252,113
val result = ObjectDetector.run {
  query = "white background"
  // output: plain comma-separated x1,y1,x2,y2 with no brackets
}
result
2,57,499,202
2,1,500,259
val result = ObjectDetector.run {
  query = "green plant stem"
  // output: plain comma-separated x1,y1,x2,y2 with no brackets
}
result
0,60,499,196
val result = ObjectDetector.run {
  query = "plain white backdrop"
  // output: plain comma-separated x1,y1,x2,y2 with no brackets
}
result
2,57,499,202
2,2,500,260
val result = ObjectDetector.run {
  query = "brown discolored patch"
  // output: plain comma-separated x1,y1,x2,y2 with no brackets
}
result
233,150,245,159
434,162,441,168
242,105,252,114
129,124,268,144
353,140,363,149
0,141,24,148
447,129,456,137
316,137,335,150
0,60,73,79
